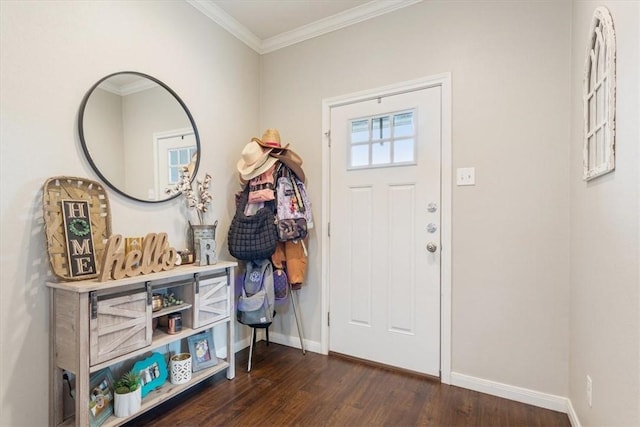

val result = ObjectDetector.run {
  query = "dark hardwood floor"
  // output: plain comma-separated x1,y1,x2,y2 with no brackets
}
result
126,342,571,426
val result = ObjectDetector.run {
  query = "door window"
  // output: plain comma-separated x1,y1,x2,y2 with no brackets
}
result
348,110,416,169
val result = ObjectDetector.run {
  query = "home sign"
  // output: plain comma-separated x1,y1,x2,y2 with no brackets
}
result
61,199,97,278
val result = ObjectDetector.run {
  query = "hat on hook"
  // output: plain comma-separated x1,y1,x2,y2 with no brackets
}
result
252,128,305,182
272,149,306,183
237,141,278,181
251,128,290,151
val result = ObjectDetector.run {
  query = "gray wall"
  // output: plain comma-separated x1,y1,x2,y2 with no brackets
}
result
260,0,572,398
0,1,259,425
569,2,640,426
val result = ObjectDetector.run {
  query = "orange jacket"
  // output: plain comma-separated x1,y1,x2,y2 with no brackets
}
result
271,239,307,290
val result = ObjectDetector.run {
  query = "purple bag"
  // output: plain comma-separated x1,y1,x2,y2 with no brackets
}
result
273,268,288,303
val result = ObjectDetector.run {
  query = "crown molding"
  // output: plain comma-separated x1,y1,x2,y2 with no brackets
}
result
187,0,423,55
99,78,158,96
186,0,262,53
261,0,423,54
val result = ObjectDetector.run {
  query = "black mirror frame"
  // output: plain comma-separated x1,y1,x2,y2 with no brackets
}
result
78,71,200,203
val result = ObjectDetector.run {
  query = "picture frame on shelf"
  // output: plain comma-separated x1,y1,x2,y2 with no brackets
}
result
188,329,218,371
132,352,168,398
89,368,114,427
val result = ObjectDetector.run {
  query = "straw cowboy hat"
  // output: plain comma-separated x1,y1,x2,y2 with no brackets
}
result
252,128,306,183
237,141,278,181
251,128,290,151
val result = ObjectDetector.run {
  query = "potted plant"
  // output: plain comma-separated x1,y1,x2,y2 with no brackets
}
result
113,370,141,418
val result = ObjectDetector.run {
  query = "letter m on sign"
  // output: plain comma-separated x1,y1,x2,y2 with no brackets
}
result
61,200,97,278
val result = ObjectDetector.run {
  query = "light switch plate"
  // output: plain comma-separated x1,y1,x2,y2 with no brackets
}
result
456,167,475,186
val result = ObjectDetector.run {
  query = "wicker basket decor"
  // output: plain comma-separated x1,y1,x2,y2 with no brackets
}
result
43,176,112,281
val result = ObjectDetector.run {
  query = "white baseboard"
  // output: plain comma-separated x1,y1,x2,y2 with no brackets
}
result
269,331,322,354
566,399,582,427
450,372,569,414
232,336,251,353
232,332,321,355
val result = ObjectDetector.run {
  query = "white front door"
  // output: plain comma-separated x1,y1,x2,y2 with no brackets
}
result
329,86,442,376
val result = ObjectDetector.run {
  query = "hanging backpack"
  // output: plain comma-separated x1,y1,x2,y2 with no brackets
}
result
237,259,275,326
275,169,308,241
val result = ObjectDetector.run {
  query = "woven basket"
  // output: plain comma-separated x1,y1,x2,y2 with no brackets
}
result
42,176,112,281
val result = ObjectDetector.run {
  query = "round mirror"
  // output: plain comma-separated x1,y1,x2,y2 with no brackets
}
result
78,71,200,202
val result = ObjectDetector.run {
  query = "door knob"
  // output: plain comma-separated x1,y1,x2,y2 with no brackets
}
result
426,242,438,253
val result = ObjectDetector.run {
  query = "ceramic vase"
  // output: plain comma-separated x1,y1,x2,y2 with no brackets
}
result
170,353,192,385
114,387,141,418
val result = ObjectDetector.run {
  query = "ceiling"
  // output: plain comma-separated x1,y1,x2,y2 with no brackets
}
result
187,0,422,54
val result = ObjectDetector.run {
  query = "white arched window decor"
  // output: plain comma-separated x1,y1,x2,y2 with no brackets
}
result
583,7,616,181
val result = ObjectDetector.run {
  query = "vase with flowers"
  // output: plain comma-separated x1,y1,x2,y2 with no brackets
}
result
166,166,217,264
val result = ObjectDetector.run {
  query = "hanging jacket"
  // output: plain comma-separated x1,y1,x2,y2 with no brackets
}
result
271,239,307,290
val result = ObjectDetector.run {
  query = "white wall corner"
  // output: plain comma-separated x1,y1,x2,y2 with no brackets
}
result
450,372,570,414
566,398,582,427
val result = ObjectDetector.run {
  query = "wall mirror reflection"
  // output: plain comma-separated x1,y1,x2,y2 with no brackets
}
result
78,71,200,202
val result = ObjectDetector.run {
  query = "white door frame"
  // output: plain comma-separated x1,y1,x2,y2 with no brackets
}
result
320,73,452,383
153,127,195,198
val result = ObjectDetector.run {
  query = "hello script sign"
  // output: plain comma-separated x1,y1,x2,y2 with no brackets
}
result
98,233,177,281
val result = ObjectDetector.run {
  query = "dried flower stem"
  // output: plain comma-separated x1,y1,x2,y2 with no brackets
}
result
166,167,213,225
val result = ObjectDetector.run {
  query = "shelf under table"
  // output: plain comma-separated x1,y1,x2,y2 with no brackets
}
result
61,360,230,427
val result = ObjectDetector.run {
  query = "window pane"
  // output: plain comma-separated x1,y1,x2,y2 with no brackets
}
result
371,116,390,140
589,53,597,88
169,150,178,165
596,128,603,166
596,86,604,125
393,112,414,137
351,119,369,143
394,139,415,163
179,149,189,164
597,35,605,80
169,166,179,184
372,142,390,165
588,96,596,132
351,145,369,167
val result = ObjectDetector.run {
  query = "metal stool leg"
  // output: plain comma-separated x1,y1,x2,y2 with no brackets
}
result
248,327,255,372
290,287,306,355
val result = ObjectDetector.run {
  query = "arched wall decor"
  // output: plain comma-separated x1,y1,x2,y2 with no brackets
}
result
583,6,616,181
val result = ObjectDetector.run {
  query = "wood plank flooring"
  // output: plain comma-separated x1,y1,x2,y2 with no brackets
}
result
125,343,571,426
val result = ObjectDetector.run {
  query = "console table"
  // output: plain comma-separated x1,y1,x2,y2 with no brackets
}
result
47,261,236,426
